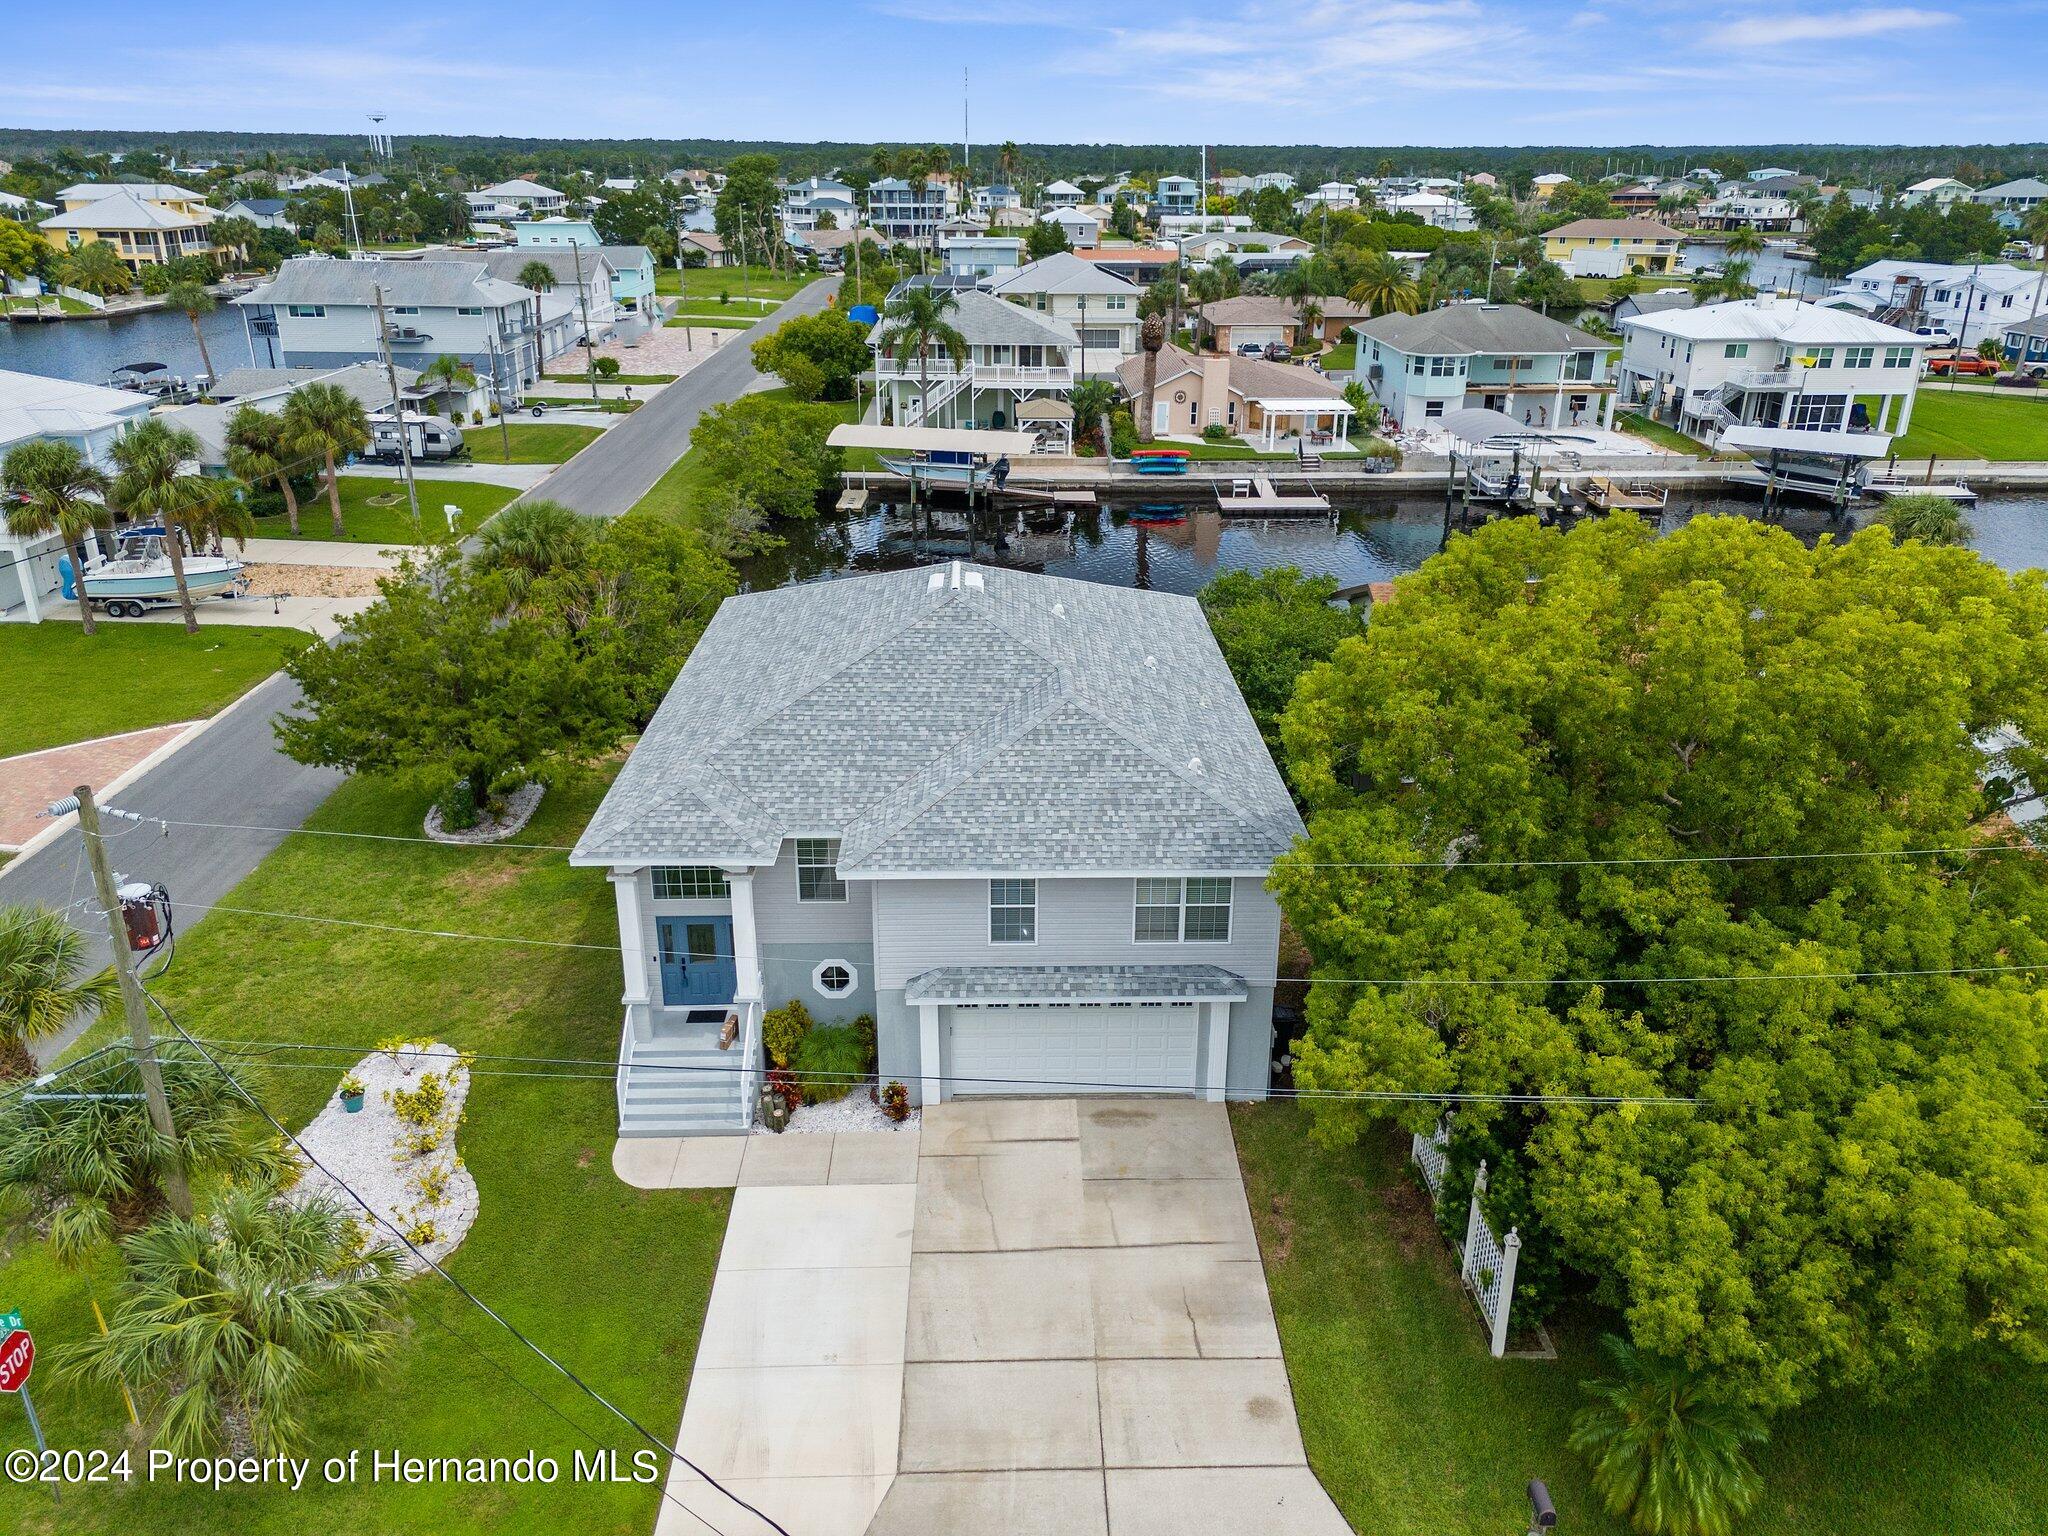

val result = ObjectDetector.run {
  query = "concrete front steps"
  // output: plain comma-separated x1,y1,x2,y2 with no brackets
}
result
619,1036,752,1136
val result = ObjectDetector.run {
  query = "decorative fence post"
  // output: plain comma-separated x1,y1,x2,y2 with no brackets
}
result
1491,1229,1521,1358
1459,1159,1488,1282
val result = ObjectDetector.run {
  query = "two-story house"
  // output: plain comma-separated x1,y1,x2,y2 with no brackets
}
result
1617,295,1927,443
1039,179,1086,208
869,288,1080,431
467,178,567,217
1353,303,1617,430
780,176,858,236
1151,175,1203,221
987,252,1141,365
866,178,951,242
1385,191,1476,231
483,246,620,344
941,234,1025,282
1832,259,2043,347
1542,217,1684,277
1693,193,1797,232
1899,176,1973,211
574,561,1303,1135
40,183,214,272
512,219,659,318
235,257,566,399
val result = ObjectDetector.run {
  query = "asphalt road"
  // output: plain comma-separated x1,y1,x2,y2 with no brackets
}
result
2,671,344,1066
533,275,839,518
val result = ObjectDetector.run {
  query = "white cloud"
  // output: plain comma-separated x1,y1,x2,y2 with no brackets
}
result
1704,6,1953,47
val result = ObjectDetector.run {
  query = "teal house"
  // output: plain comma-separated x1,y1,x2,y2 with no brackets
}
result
513,218,658,317
1352,302,1616,431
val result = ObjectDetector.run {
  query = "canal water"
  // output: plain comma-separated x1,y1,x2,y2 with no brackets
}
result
739,491,2048,595
0,303,265,385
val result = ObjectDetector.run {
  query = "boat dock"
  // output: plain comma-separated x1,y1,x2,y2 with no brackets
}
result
1216,473,1332,514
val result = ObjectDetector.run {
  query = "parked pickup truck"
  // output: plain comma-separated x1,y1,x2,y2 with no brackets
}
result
1925,353,1999,377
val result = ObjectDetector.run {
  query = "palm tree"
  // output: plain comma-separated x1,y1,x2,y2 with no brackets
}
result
1347,250,1421,317
518,257,556,358
224,405,305,535
281,382,370,537
1716,258,1756,300
1295,297,1325,353
58,1179,407,1457
2,439,112,633
1877,492,1973,546
0,1042,261,1251
0,905,115,1080
58,241,134,298
1069,377,1118,457
1725,225,1765,258
161,279,217,388
1568,1334,1765,1536
109,420,211,633
873,285,967,427
1137,312,1166,444
208,215,260,268
470,498,594,600
419,353,479,416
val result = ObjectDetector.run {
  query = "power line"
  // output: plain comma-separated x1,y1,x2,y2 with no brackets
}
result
140,993,790,1536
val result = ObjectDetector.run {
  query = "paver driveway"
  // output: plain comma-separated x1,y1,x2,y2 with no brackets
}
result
642,1102,1347,1536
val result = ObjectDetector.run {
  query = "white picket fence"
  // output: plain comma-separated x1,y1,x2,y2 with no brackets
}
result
1410,1123,1522,1357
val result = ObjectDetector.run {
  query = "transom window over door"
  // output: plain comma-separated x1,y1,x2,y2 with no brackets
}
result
652,866,730,900
796,838,846,901
1134,877,1232,942
990,879,1037,943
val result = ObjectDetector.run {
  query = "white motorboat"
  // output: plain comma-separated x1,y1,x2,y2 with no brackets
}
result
62,526,246,617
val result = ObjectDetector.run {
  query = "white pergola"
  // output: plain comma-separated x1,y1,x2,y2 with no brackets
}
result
1247,395,1355,451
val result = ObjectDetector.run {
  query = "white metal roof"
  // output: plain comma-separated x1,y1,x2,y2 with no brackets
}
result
1719,425,1895,458
827,424,1040,454
1619,297,1929,346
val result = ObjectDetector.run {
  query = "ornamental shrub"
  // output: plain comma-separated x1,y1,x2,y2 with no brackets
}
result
761,997,814,1069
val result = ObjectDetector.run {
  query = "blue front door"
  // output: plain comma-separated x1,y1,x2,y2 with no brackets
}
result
657,916,735,1006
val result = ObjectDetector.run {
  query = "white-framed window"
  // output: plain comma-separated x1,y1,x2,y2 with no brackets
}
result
1724,342,1749,358
1429,355,1458,376
1134,876,1232,942
795,838,846,902
812,959,858,998
286,304,325,317
1843,346,1873,369
459,305,483,315
652,866,730,900
1884,345,1914,368
989,879,1037,943
1424,399,1445,417
1807,346,1835,369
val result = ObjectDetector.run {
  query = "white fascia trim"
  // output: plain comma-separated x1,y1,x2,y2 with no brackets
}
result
847,866,1276,881
917,989,1250,1007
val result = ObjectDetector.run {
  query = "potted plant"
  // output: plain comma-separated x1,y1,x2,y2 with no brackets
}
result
880,1080,910,1123
339,1074,366,1114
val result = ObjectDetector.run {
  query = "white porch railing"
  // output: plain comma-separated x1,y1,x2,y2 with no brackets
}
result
872,359,1075,388
1733,366,1798,390
615,1004,637,1126
736,997,764,1121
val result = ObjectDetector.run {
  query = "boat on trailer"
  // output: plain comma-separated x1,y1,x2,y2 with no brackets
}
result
826,423,1041,494
61,525,246,618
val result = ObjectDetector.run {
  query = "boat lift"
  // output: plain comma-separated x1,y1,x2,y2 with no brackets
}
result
1718,424,1898,511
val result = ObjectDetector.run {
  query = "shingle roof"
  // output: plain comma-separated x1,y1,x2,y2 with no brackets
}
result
883,288,1078,350
988,251,1140,297
1354,303,1605,355
482,248,616,288
238,257,533,311
1112,343,1346,403
597,244,653,271
1194,295,1368,327
571,562,1303,873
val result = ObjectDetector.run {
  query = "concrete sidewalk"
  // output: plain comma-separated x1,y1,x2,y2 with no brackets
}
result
344,461,556,490
237,538,404,569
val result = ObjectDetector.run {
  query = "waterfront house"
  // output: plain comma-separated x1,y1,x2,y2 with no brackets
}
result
1542,217,1685,277
678,230,731,267
1151,175,1203,220
1974,177,2048,216
1607,289,1697,324
468,178,567,217
1900,176,1973,211
866,178,951,242
1353,302,1617,431
1114,343,1352,446
988,251,1141,363
1040,179,1086,208
869,288,1080,431
1386,191,1475,231
40,184,214,273
1693,193,1798,232
0,369,154,622
1833,259,2044,347
223,197,292,231
512,219,658,317
235,257,563,398
1617,294,1926,443
573,560,1304,1133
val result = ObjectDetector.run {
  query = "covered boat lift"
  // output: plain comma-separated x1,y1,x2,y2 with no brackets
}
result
1719,424,1895,508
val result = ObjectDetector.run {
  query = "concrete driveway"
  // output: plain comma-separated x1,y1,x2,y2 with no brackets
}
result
645,1100,1346,1536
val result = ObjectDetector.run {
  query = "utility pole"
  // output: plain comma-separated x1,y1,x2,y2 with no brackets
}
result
569,243,601,404
484,326,513,459
370,284,421,536
74,785,191,1221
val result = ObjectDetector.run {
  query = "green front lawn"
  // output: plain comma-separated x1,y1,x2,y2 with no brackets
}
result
1616,410,1710,457
631,387,864,522
464,422,604,464
657,264,810,301
0,622,310,759
1,770,731,1536
0,294,94,315
246,477,518,545
545,373,675,385
1320,342,1357,372
665,302,779,327
1233,1105,2048,1536
1863,388,2048,461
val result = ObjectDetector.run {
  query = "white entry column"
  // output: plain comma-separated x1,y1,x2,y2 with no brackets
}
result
919,1003,942,1107
723,867,763,1003
608,868,651,1006
1204,1000,1231,1104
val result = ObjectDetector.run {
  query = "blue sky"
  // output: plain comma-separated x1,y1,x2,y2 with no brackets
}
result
10,2,2039,149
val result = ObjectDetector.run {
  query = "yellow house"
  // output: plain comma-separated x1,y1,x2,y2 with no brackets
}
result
1531,173,1573,202
40,183,215,271
1542,217,1684,276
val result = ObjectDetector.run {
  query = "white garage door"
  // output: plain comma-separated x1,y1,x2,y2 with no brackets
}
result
946,1001,1201,1096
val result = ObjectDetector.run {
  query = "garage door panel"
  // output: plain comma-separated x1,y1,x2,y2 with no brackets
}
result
948,1003,1200,1095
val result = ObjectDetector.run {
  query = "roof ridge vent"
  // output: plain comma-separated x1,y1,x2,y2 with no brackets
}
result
963,569,984,593
927,569,946,594
948,559,963,590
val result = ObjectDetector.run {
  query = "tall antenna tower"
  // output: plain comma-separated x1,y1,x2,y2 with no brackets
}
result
962,68,970,190
368,113,389,159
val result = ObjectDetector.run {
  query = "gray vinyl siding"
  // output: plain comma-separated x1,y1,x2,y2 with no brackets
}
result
762,942,875,1026
869,876,1281,992
754,838,874,946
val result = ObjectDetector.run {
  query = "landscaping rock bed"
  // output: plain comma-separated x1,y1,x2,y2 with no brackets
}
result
424,780,544,843
290,1040,477,1275
752,1077,921,1135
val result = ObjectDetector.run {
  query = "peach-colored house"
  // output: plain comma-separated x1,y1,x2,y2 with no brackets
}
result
1116,343,1352,447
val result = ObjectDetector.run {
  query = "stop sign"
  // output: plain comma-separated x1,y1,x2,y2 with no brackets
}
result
0,1328,33,1393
